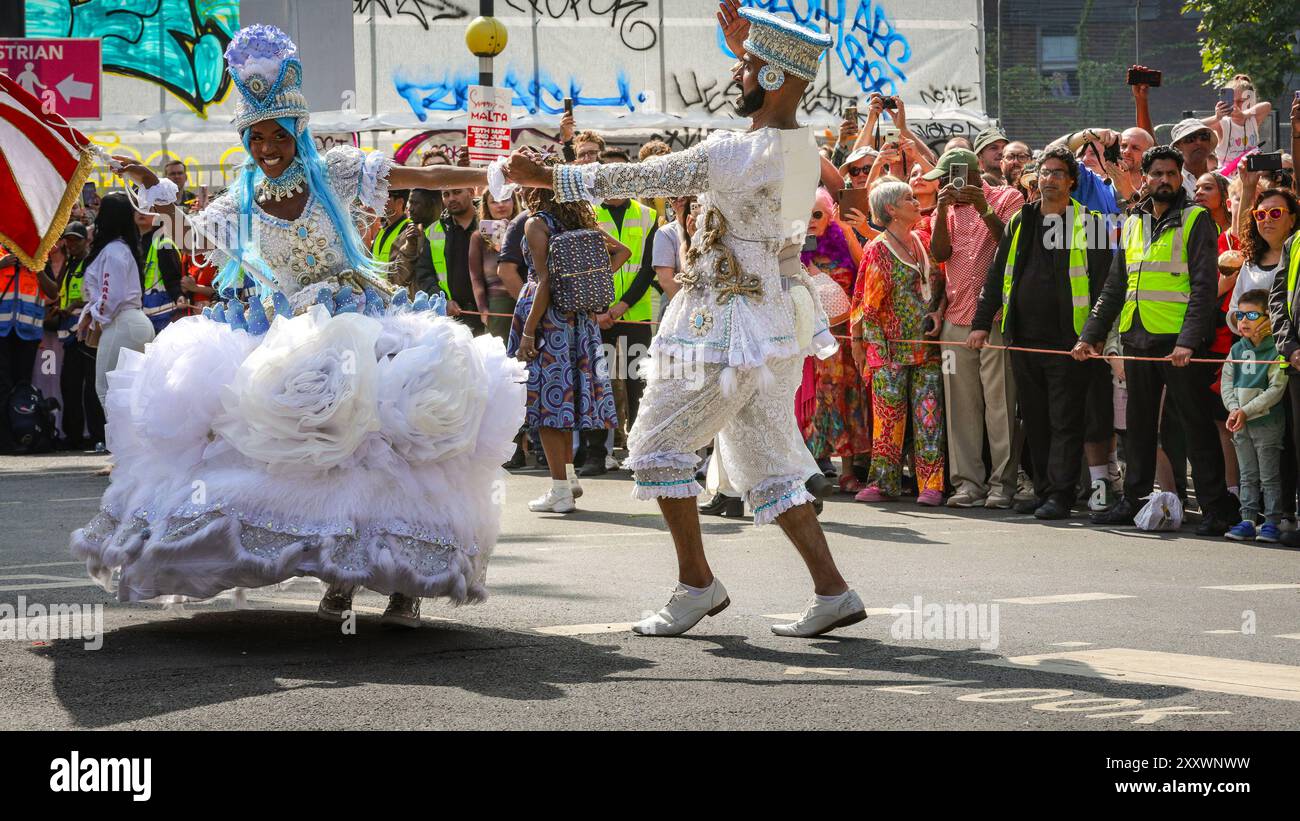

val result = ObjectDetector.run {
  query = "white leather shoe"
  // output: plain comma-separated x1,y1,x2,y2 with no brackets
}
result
632,579,730,636
565,464,583,499
529,488,575,513
771,590,867,637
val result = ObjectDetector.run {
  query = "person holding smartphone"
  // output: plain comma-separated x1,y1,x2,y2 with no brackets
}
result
927,147,1025,509
1205,76,1273,168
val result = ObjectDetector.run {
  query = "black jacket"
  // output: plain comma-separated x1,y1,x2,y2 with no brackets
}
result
971,199,1113,348
1267,233,1300,360
1080,189,1219,353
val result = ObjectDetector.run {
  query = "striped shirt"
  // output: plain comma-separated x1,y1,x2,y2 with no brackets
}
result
942,182,1024,326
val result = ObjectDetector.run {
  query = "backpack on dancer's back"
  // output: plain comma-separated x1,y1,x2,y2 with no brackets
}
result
542,211,614,314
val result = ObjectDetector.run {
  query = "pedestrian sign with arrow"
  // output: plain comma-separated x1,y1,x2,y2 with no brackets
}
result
0,38,101,119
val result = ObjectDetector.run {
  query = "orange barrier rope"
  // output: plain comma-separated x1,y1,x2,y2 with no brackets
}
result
468,308,1268,367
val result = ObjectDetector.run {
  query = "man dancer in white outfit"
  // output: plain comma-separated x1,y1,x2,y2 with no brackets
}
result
505,1,866,638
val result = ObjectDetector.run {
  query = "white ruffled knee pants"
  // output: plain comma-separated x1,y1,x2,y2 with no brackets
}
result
624,356,819,525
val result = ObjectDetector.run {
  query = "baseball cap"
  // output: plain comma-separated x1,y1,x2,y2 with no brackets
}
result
61,222,88,239
922,148,980,181
973,127,1009,155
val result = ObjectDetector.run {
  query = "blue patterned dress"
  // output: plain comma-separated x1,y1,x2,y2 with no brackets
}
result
506,211,617,431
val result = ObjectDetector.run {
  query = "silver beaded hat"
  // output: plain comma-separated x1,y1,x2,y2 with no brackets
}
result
225,25,310,135
739,7,832,83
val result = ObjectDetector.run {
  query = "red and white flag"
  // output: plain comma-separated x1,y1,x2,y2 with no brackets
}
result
0,72,97,271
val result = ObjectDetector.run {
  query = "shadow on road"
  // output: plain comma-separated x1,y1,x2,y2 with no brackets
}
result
30,610,656,728
613,633,1196,712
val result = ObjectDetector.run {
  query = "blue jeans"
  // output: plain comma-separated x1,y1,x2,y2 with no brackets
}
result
1233,413,1285,524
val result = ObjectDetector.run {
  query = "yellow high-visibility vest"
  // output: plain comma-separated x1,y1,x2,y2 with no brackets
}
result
142,232,179,319
1001,199,1092,336
424,222,451,299
595,199,657,322
1119,206,1205,335
371,216,410,264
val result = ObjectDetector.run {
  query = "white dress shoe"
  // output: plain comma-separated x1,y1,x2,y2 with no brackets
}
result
632,579,730,636
565,464,583,498
770,590,867,637
529,487,575,513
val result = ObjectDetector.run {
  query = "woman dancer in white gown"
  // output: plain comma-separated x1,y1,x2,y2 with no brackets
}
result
71,24,525,628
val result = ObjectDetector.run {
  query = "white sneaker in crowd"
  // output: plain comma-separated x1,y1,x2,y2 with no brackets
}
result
605,455,622,471
632,578,730,636
528,483,575,514
947,489,985,508
984,489,1014,509
771,589,868,637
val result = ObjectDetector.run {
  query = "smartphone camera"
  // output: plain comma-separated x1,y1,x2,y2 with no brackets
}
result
1245,151,1284,173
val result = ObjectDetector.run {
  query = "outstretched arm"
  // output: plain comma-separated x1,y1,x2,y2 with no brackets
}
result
390,164,487,191
505,144,711,203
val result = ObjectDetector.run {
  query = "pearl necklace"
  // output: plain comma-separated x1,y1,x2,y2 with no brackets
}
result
256,158,306,204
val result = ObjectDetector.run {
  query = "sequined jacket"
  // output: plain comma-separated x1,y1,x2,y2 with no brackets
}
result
553,127,835,369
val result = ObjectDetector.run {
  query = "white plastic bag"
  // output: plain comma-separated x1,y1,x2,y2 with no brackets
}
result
1135,491,1183,532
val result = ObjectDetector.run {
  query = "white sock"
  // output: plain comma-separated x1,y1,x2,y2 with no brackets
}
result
815,591,849,603
1088,464,1108,482
565,464,577,481
679,581,712,596
552,479,572,496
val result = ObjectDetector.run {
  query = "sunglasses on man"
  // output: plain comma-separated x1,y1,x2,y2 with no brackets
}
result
847,165,873,177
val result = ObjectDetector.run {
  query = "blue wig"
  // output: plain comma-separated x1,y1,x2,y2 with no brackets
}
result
216,118,384,294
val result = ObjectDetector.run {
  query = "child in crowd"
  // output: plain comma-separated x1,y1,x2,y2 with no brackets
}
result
1221,289,1288,542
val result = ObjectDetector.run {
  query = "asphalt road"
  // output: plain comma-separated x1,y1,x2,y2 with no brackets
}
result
2,452,1299,730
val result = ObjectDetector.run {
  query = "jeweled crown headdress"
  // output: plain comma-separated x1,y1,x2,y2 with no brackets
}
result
739,7,832,83
225,24,310,135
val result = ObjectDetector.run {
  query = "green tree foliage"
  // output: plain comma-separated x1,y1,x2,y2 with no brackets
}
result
1182,1,1300,99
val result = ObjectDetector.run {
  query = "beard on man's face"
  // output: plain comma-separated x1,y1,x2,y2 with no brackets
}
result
1150,183,1180,203
734,86,766,117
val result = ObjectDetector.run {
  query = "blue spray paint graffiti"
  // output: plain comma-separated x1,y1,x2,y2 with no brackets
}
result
725,0,911,97
394,67,647,120
25,0,238,115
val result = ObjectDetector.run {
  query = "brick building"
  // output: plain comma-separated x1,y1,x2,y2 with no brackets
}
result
983,0,1286,150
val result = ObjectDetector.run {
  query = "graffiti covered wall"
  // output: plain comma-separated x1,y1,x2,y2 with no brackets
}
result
360,0,986,130
16,0,987,182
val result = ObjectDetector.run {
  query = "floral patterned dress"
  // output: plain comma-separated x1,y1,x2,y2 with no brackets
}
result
851,234,945,497
801,223,870,459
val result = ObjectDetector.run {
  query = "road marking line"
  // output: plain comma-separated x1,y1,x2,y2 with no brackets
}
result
784,666,852,676
1049,642,1094,647
0,561,86,571
762,608,910,620
532,622,636,636
978,648,1300,702
896,654,940,661
45,497,103,502
0,574,83,582
0,581,99,592
1203,629,1241,634
1274,634,1300,640
1201,584,1300,592
993,592,1135,605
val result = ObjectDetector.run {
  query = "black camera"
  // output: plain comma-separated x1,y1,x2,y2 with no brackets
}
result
881,97,898,111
